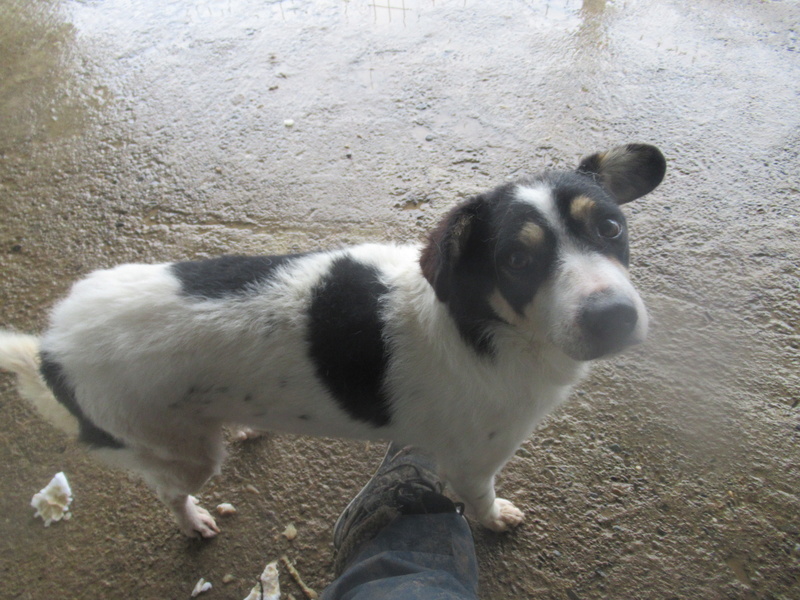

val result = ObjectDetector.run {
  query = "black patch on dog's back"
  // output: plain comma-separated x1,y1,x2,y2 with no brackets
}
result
39,353,126,449
171,254,303,299
306,256,393,427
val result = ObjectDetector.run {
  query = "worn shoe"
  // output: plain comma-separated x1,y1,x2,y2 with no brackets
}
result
332,443,460,571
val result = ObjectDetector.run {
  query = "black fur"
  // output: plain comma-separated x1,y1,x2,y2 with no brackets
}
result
490,192,559,315
171,254,303,299
306,256,393,427
549,172,631,267
39,353,125,449
420,193,501,356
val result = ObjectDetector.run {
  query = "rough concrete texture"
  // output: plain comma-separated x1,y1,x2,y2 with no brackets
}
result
1,0,798,598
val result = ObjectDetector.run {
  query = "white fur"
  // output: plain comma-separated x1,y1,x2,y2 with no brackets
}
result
516,183,559,226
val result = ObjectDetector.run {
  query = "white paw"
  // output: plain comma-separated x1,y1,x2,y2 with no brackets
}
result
481,498,524,532
232,427,266,442
180,496,220,538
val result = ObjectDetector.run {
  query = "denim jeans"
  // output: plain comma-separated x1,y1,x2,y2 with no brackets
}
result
321,512,479,600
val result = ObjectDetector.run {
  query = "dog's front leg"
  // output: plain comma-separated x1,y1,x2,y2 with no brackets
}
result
441,467,524,532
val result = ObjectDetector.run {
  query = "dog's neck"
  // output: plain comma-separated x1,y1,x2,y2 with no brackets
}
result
405,264,588,389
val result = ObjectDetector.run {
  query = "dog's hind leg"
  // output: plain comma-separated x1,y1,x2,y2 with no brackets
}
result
144,454,222,538
94,427,226,538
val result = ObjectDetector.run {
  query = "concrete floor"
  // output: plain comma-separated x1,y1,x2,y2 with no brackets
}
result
1,0,798,598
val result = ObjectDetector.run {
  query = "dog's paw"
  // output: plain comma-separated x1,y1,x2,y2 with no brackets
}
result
481,498,524,532
180,496,220,538
191,507,221,539
232,427,267,442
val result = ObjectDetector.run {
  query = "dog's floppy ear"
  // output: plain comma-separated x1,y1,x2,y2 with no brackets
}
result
577,143,666,204
420,195,485,302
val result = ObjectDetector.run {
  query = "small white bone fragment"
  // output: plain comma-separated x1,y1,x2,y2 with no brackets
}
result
216,502,237,515
243,560,280,600
31,472,72,526
282,523,297,540
191,578,212,597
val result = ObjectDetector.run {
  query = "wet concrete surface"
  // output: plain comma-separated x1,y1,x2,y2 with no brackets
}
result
1,0,798,598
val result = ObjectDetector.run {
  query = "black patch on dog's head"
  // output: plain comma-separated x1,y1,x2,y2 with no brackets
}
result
421,191,505,355
421,187,538,354
548,171,632,267
39,353,126,449
420,184,564,354
489,197,559,316
171,254,304,299
306,256,393,427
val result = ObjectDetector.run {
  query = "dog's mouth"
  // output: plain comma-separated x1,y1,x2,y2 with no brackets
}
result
562,332,645,362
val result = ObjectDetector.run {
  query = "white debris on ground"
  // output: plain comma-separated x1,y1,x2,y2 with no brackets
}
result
31,472,72,526
281,523,297,540
243,560,280,600
191,578,212,597
216,502,237,515
281,556,318,599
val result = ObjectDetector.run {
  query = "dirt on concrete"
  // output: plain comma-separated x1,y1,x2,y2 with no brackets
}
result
0,0,798,598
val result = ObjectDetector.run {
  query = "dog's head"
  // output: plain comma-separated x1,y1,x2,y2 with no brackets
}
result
420,143,666,361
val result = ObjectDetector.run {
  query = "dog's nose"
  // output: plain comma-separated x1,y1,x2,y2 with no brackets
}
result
579,293,638,355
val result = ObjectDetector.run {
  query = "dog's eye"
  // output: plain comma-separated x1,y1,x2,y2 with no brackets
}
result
598,218,623,239
507,251,532,270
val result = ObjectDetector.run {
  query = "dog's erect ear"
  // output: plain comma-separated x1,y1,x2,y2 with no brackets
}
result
577,144,666,204
420,195,484,303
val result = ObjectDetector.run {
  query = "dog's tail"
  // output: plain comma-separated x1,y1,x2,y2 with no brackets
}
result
0,330,78,436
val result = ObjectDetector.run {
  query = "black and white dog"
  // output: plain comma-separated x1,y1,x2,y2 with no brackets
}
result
0,144,665,538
